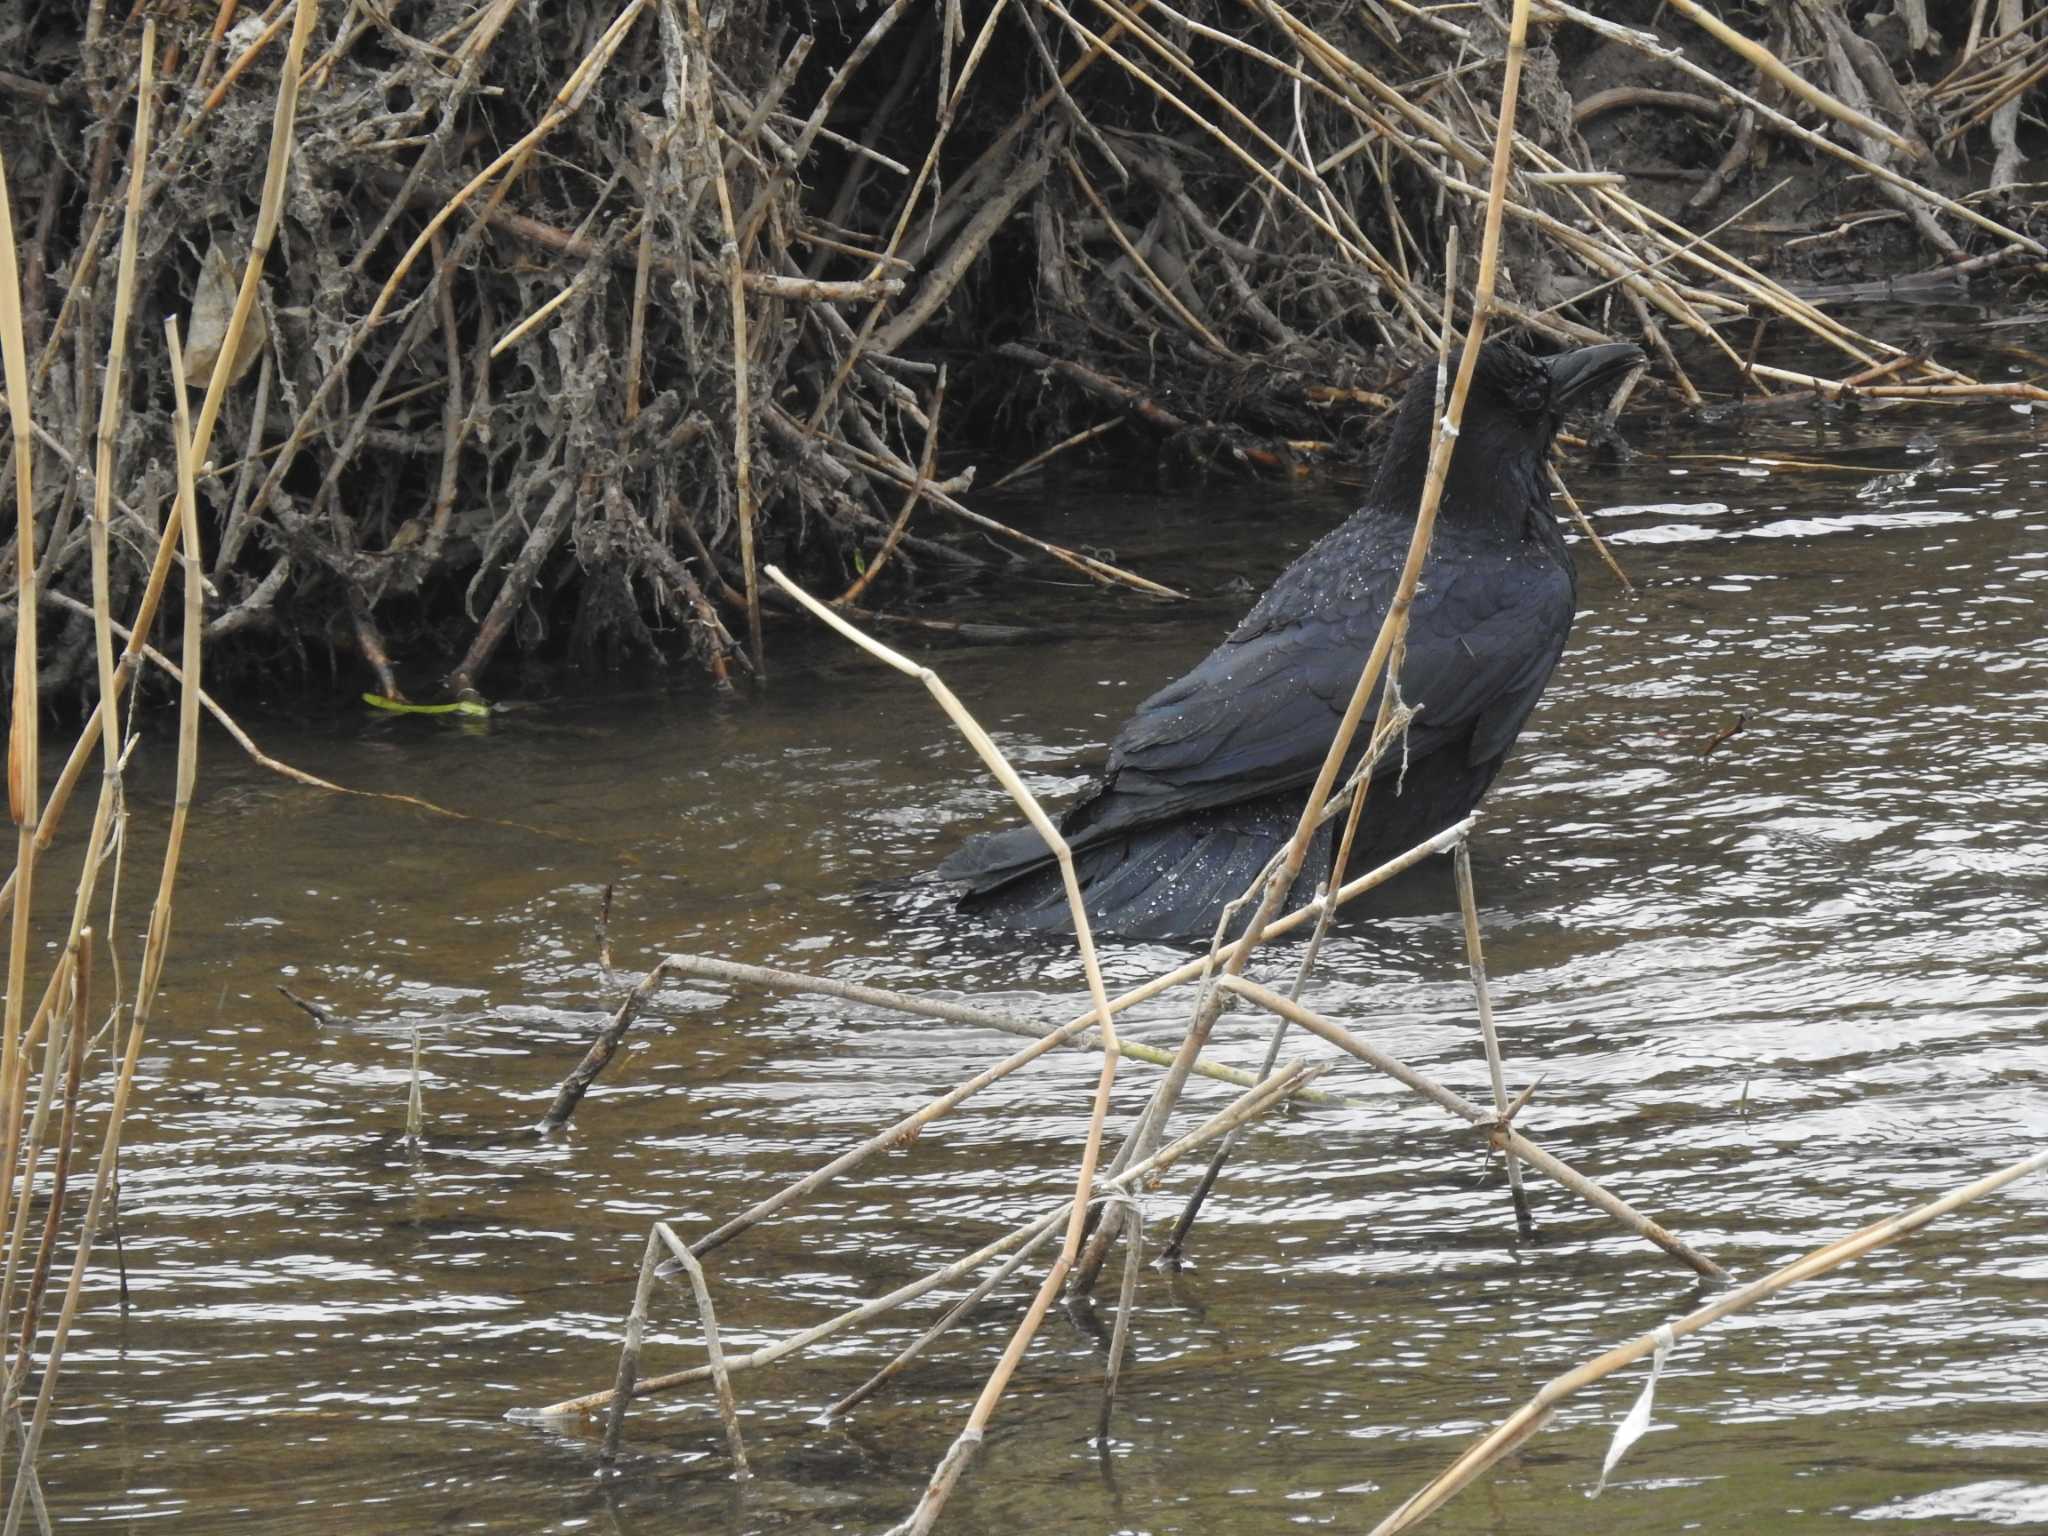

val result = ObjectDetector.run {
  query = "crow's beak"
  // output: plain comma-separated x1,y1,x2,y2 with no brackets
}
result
1545,342,1644,408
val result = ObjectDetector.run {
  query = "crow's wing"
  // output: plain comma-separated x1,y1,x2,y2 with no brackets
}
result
1072,517,1573,842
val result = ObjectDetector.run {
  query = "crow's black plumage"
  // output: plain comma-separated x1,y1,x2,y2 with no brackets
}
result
938,338,1643,943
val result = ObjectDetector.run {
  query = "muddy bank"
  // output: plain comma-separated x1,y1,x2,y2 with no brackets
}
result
1,0,2044,705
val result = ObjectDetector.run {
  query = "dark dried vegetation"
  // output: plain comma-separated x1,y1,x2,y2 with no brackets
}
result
1,0,2043,705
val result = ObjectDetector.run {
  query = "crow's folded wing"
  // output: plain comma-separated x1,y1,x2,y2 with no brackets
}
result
1073,538,1573,841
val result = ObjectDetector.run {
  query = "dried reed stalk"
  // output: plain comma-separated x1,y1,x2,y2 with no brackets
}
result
1,9,310,1512
0,92,41,1308
765,564,1125,1533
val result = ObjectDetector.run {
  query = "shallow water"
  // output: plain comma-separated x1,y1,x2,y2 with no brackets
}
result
21,368,2048,1533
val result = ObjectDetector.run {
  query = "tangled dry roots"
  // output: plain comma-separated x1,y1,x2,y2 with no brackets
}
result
0,0,2040,702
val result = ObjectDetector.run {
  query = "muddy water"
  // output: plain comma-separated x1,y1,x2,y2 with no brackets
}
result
29,375,2048,1533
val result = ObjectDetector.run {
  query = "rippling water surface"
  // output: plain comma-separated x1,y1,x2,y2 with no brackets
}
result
32,369,2048,1533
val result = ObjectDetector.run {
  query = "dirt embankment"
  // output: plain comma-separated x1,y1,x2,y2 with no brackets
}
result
1,0,2041,706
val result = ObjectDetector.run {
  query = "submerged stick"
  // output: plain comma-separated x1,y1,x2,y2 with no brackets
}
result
1369,1145,2048,1534
536,959,676,1135
1096,1194,1144,1443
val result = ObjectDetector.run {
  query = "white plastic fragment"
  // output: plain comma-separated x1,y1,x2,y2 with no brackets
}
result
1590,1324,1676,1498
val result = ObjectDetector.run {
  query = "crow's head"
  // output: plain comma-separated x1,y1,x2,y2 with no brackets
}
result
1376,338,1643,527
1473,339,1642,430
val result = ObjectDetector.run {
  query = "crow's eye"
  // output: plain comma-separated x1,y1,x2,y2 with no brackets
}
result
1515,378,1548,414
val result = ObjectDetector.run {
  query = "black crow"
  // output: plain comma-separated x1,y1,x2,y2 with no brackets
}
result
938,338,1643,943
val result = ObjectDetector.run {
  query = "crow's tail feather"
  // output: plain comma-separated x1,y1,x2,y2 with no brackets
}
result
948,793,1332,945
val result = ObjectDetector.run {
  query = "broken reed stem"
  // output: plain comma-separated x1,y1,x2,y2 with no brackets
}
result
1218,977,1726,1282
652,1224,750,1477
1369,1145,2048,1535
763,565,1119,1053
526,1060,1320,1420
763,565,1122,1535
405,1023,424,1145
601,1226,666,1462
1453,839,1529,1227
536,958,675,1134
